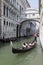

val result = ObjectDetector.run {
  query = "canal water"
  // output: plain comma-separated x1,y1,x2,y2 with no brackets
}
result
0,37,43,65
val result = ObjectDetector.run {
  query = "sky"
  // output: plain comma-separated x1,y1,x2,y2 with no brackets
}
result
27,0,39,10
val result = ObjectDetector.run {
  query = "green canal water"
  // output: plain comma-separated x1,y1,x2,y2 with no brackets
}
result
0,37,43,65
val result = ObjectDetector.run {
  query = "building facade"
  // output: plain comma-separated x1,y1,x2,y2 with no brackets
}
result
39,0,43,48
0,0,30,40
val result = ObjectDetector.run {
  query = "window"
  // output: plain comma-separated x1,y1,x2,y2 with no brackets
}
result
9,22,10,26
22,8,23,11
42,23,43,26
33,13,35,16
17,15,18,21
3,4,5,16
25,14,27,16
17,2,18,6
11,23,14,27
13,0,16,3
42,12,43,16
20,6,21,14
4,20,5,25
7,21,8,26
10,0,12,2
6,7,8,17
14,0,16,2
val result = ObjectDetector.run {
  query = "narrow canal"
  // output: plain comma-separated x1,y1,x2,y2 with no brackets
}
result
0,37,43,65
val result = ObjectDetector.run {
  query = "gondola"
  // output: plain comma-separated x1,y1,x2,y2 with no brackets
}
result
10,40,36,54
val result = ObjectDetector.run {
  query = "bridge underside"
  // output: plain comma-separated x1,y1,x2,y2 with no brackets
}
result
16,19,40,38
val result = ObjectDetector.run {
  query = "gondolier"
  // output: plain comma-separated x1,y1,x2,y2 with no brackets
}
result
34,33,37,41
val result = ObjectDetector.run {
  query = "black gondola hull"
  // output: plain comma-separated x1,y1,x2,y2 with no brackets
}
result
12,43,36,53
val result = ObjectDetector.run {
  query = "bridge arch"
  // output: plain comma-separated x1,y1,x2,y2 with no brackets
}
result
19,19,39,29
17,19,40,38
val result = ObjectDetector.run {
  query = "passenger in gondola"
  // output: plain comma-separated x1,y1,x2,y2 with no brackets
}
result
25,42,31,48
22,43,26,49
22,42,30,49
29,41,36,47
